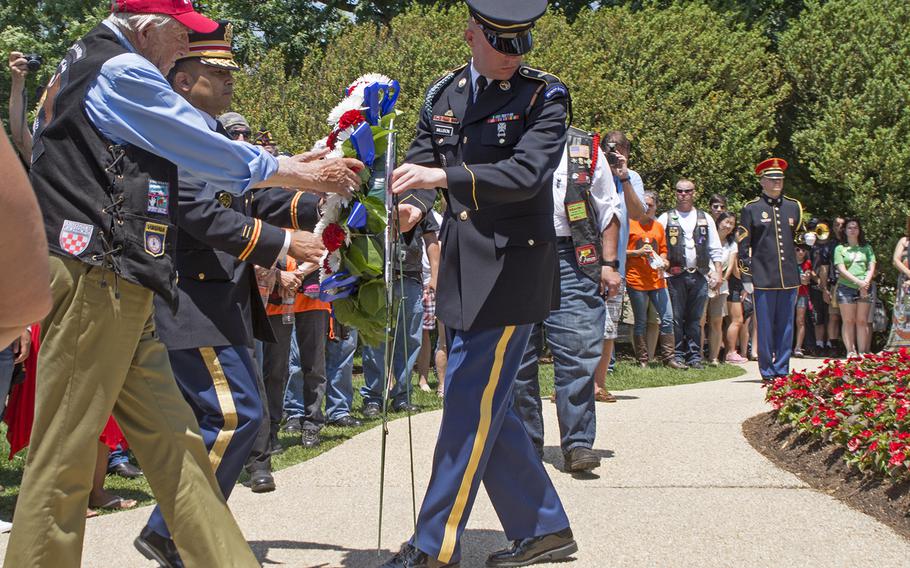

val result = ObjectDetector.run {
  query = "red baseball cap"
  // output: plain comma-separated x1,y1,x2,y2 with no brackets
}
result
111,0,218,33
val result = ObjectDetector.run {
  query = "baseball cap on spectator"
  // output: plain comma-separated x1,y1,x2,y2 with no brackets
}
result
111,0,219,34
218,112,250,132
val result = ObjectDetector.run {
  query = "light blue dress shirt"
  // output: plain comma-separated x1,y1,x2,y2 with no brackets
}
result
84,21,277,196
615,169,646,275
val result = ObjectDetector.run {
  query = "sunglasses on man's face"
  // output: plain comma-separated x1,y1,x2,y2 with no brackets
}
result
676,189,694,194
228,128,252,140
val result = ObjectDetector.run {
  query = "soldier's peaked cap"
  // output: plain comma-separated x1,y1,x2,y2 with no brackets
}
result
755,157,788,178
178,20,240,71
466,0,548,32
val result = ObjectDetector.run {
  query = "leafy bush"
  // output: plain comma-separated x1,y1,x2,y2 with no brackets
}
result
232,2,787,211
779,0,910,277
768,350,910,479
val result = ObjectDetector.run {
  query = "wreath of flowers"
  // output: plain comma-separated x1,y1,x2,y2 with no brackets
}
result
312,73,400,345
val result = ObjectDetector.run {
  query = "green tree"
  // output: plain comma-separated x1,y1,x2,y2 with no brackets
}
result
779,0,910,278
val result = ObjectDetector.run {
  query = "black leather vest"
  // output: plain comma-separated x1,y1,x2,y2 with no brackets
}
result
665,209,710,274
30,24,179,306
563,127,603,283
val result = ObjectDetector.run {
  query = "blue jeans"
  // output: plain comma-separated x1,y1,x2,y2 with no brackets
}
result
628,287,673,336
324,327,358,421
668,271,709,364
283,324,304,420
360,276,425,406
514,249,605,454
0,344,15,420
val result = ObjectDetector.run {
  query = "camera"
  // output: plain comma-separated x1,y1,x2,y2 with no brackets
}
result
605,142,620,166
24,53,42,72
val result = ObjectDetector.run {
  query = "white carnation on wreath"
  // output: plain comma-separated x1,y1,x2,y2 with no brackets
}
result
327,95,365,128
344,73,393,103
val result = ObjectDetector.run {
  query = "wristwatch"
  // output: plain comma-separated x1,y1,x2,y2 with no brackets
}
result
600,259,619,268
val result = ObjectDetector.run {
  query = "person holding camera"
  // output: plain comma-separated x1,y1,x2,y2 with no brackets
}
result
592,130,647,401
7,51,42,160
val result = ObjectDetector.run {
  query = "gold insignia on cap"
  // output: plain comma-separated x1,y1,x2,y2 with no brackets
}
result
499,80,510,91
458,78,467,88
225,22,234,44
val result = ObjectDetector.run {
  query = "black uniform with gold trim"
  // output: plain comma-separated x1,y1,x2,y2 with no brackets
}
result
737,193,804,290
140,20,320,552
153,182,317,350
403,61,569,330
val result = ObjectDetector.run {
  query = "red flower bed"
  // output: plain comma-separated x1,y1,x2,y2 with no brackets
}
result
767,348,910,479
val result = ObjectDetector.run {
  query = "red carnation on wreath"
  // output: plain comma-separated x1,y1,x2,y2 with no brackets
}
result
322,223,346,252
338,109,365,130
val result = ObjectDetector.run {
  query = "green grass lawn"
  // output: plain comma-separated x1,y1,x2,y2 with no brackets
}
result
0,361,743,518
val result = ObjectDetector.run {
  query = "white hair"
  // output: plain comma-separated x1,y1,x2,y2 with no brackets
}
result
105,12,175,35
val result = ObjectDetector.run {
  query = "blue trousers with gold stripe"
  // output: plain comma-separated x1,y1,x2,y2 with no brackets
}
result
754,288,798,379
145,345,263,539
412,325,569,564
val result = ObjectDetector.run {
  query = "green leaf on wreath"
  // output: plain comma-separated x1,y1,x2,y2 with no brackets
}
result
358,278,386,317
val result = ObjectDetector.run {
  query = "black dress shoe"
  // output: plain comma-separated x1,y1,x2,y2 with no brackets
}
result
380,543,457,567
363,402,382,418
393,401,420,413
109,462,143,479
301,429,321,448
283,417,302,434
135,526,185,568
250,470,276,493
329,414,363,428
486,528,577,567
563,447,600,472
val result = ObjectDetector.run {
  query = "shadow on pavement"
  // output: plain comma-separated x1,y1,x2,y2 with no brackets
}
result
250,529,519,567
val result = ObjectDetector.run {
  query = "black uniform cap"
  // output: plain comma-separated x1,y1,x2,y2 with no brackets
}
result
178,20,240,71
466,0,548,55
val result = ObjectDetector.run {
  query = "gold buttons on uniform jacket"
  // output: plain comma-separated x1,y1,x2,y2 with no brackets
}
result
198,273,206,280
459,211,469,221
527,239,535,246
463,136,468,143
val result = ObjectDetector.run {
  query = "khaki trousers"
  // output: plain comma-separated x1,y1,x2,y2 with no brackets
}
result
4,256,258,567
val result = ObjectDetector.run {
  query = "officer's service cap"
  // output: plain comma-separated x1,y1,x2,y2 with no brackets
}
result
755,157,788,179
466,0,548,55
178,20,240,71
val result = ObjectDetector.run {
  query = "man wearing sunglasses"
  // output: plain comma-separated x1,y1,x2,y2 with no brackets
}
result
657,180,724,369
385,1,578,566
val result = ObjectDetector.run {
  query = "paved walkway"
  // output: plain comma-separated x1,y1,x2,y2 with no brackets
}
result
3,360,909,567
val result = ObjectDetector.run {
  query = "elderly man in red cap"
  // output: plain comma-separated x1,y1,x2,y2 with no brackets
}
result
4,2,362,567
737,157,804,382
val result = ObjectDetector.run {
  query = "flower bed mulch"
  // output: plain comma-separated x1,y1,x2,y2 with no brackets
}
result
743,349,910,539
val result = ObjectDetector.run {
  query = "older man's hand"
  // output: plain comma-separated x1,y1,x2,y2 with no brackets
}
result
8,52,28,84
288,230,326,264
270,155,364,197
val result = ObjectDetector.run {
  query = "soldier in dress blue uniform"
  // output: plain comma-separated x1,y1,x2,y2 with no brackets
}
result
134,22,324,567
382,2,578,567
737,157,804,381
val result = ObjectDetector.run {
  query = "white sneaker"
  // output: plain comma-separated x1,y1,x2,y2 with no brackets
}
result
0,519,12,533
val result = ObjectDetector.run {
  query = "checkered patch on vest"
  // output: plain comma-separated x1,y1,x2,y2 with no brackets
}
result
58,220,93,256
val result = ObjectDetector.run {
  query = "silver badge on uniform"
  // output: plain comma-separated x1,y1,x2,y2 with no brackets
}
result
497,122,507,144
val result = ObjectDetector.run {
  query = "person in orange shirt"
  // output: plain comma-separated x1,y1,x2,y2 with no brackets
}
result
625,191,682,368
262,254,332,451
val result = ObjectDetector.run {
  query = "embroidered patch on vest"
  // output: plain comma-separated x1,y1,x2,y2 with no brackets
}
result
144,222,168,257
566,200,588,222
575,244,598,266
147,180,169,215
569,144,590,159
59,220,93,256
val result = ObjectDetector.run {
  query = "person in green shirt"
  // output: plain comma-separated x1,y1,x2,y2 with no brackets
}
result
834,218,876,357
